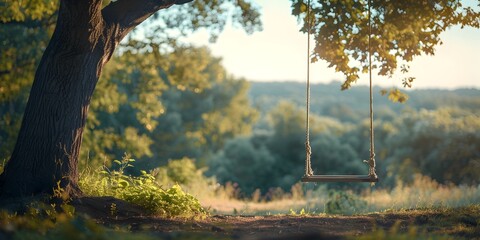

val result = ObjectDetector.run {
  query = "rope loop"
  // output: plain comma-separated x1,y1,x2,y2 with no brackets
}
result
363,153,377,179
305,141,313,176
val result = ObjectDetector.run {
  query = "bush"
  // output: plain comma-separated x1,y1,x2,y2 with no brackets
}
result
325,190,367,215
151,157,219,200
79,157,207,217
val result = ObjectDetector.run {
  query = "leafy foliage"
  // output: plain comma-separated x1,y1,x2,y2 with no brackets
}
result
141,0,262,43
0,0,58,22
80,44,257,169
79,157,207,217
210,136,277,195
153,157,208,186
0,0,57,160
291,0,480,89
383,108,480,186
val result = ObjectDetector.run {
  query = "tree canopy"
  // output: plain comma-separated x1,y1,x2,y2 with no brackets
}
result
291,0,480,90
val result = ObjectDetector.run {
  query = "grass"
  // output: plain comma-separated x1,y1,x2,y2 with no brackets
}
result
364,174,480,212
1,203,478,239
368,205,480,239
199,174,480,216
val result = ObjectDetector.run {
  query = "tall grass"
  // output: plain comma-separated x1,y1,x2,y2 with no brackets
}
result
364,174,480,212
203,174,480,215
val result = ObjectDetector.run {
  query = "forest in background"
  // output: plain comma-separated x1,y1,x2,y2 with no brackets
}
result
214,81,480,195
2,37,479,198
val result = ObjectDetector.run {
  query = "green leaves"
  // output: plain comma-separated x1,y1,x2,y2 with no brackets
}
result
0,0,58,22
380,88,409,103
291,0,480,89
140,0,262,43
0,0,57,160
80,157,207,217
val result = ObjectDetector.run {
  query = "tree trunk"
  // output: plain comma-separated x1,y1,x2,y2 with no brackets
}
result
0,1,115,198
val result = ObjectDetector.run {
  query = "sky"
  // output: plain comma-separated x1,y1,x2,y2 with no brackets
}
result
183,0,480,89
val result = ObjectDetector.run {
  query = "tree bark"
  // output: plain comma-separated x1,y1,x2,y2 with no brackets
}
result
0,0,190,199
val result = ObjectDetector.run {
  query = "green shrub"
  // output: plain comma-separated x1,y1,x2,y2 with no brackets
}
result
155,157,201,185
79,157,207,217
0,208,158,240
151,157,222,200
325,190,367,215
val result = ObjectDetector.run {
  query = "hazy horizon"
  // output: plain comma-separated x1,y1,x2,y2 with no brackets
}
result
246,79,480,91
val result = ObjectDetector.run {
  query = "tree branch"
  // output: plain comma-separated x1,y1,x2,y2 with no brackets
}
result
102,0,193,39
60,0,104,22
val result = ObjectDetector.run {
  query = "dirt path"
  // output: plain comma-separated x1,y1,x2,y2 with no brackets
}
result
98,215,379,239
102,216,376,239
98,212,474,240
73,197,479,240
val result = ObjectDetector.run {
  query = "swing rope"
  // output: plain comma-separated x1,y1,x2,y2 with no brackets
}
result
365,0,377,179
303,0,377,180
304,0,313,177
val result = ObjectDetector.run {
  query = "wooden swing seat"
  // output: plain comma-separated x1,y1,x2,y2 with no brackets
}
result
301,175,378,183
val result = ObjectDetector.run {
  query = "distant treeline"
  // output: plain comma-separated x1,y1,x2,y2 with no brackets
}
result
248,81,480,121
207,81,480,195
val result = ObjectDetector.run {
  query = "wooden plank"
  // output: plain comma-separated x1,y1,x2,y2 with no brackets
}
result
301,175,379,183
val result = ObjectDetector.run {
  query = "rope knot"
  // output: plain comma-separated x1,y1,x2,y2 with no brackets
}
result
305,141,313,176
363,153,377,179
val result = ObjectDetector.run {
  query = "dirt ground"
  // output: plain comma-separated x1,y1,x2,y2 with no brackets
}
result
101,215,378,239
72,197,480,240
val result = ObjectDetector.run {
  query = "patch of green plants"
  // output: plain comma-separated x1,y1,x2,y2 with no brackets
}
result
79,156,207,217
0,206,163,240
288,208,312,216
402,205,479,238
325,190,367,215
0,202,72,235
